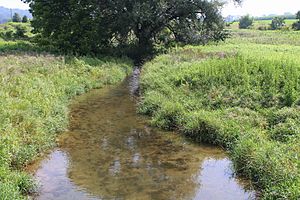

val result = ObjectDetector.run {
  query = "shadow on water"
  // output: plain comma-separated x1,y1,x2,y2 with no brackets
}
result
28,69,256,200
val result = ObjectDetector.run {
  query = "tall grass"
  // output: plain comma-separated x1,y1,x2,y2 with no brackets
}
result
228,29,300,46
0,51,132,198
139,33,300,199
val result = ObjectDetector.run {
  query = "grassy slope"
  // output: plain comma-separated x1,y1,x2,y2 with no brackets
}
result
139,30,300,199
0,44,132,199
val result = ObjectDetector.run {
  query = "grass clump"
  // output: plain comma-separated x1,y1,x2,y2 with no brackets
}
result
0,49,132,198
139,34,300,199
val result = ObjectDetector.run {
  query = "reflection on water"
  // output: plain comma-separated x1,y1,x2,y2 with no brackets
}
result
29,75,256,200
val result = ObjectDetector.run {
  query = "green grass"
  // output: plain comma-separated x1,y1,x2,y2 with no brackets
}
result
0,43,132,198
139,30,300,199
228,29,300,46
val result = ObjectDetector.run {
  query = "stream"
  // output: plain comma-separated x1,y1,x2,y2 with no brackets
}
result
28,71,256,200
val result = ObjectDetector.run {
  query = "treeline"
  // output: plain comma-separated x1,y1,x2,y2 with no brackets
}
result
238,11,300,30
12,13,29,23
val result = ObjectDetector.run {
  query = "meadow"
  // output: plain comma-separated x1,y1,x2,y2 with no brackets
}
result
0,45,132,198
139,29,300,199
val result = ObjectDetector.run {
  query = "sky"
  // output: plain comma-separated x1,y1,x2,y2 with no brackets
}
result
223,0,300,16
0,0,300,17
0,0,29,10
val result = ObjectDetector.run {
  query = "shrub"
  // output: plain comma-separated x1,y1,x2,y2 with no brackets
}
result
22,16,28,23
14,26,27,39
292,21,300,30
270,17,285,30
239,15,253,29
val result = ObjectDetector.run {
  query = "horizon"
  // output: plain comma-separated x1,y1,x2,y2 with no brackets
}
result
0,0,300,17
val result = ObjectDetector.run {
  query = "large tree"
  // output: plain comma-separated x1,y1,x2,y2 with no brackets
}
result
23,0,241,59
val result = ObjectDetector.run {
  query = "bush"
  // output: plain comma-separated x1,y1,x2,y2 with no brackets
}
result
239,15,253,29
14,26,27,39
292,21,300,30
270,17,285,30
22,16,28,23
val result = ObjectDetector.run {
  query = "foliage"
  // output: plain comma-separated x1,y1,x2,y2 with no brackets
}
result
270,17,285,30
292,11,300,30
0,22,33,41
22,0,240,60
14,25,27,39
238,15,253,29
296,11,300,20
12,13,22,23
0,44,132,198
139,31,300,199
229,19,297,30
22,16,28,23
292,22,300,30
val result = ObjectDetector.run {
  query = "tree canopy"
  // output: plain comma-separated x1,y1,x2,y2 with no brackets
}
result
23,0,241,60
12,13,22,23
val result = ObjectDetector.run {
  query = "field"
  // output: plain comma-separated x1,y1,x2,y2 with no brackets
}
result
139,29,300,199
0,45,132,198
229,19,297,30
229,29,300,46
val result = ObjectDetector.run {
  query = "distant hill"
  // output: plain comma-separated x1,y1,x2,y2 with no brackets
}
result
224,15,241,22
0,6,32,24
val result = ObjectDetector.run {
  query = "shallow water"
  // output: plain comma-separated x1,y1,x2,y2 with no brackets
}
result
29,73,256,200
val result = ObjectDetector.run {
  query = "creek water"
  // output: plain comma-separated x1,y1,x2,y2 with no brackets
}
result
28,71,256,200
